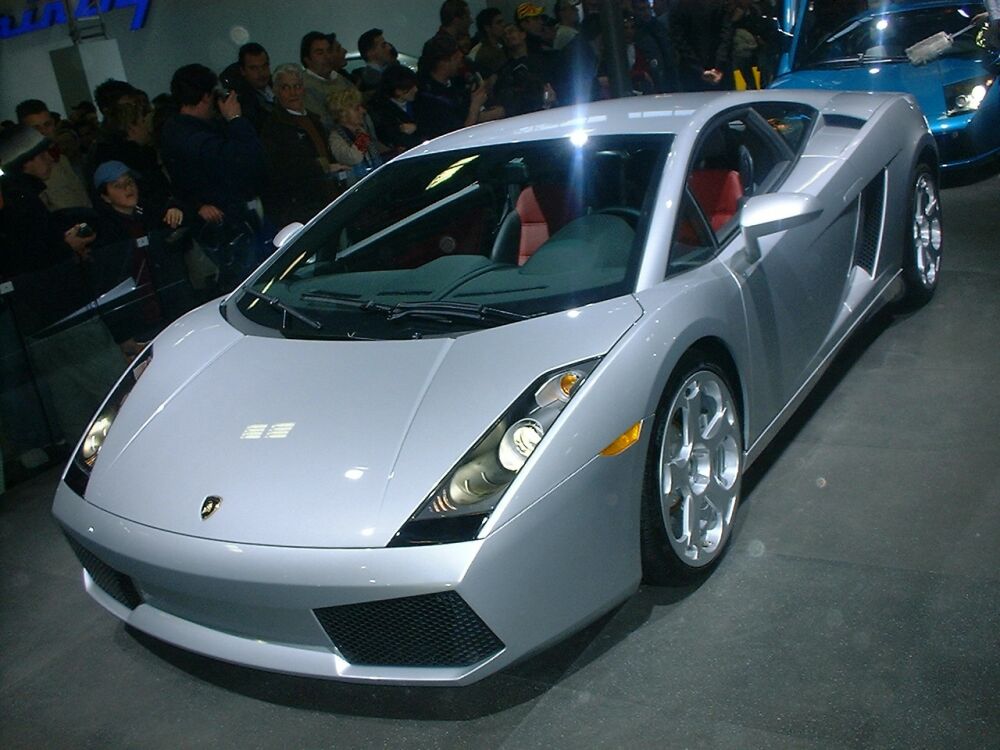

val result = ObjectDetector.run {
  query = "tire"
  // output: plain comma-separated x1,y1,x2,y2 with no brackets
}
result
900,163,942,309
640,353,743,584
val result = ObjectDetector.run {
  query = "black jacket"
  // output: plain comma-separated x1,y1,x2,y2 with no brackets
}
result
669,0,728,91
368,95,423,152
160,113,265,219
90,134,177,215
0,172,74,278
414,76,469,140
258,108,338,227
495,55,549,116
220,62,275,133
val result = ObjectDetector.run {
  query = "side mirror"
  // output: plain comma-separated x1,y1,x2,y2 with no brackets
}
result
273,222,304,249
741,193,821,263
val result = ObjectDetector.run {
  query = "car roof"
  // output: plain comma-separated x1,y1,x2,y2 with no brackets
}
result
845,0,978,16
396,90,894,159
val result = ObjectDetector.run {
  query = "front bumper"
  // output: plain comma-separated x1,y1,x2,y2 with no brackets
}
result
52,445,643,685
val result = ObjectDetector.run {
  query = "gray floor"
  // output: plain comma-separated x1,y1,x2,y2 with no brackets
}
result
3,171,999,750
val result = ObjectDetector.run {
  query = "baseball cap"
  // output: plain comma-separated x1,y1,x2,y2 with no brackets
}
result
93,160,132,190
0,124,50,175
516,3,544,21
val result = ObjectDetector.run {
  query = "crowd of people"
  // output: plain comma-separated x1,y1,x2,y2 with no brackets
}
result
0,0,782,296
0,0,783,477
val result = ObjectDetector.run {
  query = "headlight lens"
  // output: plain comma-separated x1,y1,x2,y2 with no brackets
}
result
64,346,153,496
945,77,993,116
390,359,598,546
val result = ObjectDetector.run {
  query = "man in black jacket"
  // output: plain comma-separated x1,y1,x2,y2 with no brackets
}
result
368,63,423,154
160,64,265,224
415,34,503,140
0,125,95,279
669,0,727,91
219,42,275,133
160,64,267,284
259,63,342,227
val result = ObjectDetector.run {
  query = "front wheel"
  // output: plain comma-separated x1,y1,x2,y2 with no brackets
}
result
900,164,942,308
640,356,743,584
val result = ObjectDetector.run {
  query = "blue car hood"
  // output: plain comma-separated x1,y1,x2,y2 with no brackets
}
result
773,57,987,128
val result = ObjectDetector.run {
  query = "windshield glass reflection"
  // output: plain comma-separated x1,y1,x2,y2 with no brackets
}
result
235,135,668,340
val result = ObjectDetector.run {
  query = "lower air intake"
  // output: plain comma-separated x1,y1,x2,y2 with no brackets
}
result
314,591,504,667
64,534,143,610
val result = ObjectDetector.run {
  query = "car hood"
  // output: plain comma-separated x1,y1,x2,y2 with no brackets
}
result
84,297,642,548
773,57,987,126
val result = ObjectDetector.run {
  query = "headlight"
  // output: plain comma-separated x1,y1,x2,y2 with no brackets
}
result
64,346,153,496
945,76,993,116
390,360,598,546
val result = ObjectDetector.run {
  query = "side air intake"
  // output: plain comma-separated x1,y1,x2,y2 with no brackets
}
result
853,170,886,275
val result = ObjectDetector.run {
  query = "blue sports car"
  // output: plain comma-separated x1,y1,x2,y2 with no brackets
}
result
772,1,1000,170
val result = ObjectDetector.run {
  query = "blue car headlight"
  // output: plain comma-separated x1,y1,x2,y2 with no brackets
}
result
64,346,153,496
390,359,599,546
945,76,993,116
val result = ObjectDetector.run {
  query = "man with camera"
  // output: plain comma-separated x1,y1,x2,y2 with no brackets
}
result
219,42,276,134
159,64,267,287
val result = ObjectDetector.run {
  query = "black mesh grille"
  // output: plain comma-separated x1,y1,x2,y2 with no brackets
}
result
314,591,504,667
854,171,885,275
64,534,143,610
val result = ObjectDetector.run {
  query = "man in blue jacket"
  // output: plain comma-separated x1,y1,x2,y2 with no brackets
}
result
160,64,267,286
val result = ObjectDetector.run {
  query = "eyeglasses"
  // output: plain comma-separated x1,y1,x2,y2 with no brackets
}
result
278,82,305,91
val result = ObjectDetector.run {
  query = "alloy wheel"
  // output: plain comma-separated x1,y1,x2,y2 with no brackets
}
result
912,172,942,290
658,369,742,567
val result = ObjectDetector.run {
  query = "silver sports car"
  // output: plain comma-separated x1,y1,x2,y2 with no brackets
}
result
53,90,941,686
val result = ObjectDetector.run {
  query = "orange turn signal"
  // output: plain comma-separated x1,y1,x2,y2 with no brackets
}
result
600,421,643,457
560,372,580,397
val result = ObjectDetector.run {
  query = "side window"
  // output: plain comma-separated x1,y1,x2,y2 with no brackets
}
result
668,108,795,275
667,192,715,276
683,116,756,243
752,102,817,154
681,112,790,243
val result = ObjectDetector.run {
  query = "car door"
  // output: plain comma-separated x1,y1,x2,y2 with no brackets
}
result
668,103,857,439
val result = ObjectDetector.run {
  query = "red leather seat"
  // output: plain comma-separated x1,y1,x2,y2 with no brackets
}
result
515,185,576,265
687,169,743,232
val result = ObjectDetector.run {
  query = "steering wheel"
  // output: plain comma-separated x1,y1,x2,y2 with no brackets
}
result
595,207,642,228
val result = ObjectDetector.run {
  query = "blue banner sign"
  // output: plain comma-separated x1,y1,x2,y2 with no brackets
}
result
0,0,151,40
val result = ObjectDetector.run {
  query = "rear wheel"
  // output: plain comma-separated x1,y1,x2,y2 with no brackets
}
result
900,164,942,308
641,354,743,583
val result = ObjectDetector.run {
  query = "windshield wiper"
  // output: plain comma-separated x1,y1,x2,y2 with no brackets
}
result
811,54,866,66
386,301,531,324
826,20,863,44
241,288,322,330
300,291,531,327
300,290,394,313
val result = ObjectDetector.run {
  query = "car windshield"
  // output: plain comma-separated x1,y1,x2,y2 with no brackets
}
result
233,135,668,340
795,3,989,69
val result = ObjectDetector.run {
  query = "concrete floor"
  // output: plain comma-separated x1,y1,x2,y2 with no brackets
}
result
3,171,999,750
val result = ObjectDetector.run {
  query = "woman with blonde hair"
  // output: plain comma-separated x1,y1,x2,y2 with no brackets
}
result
326,87,385,182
